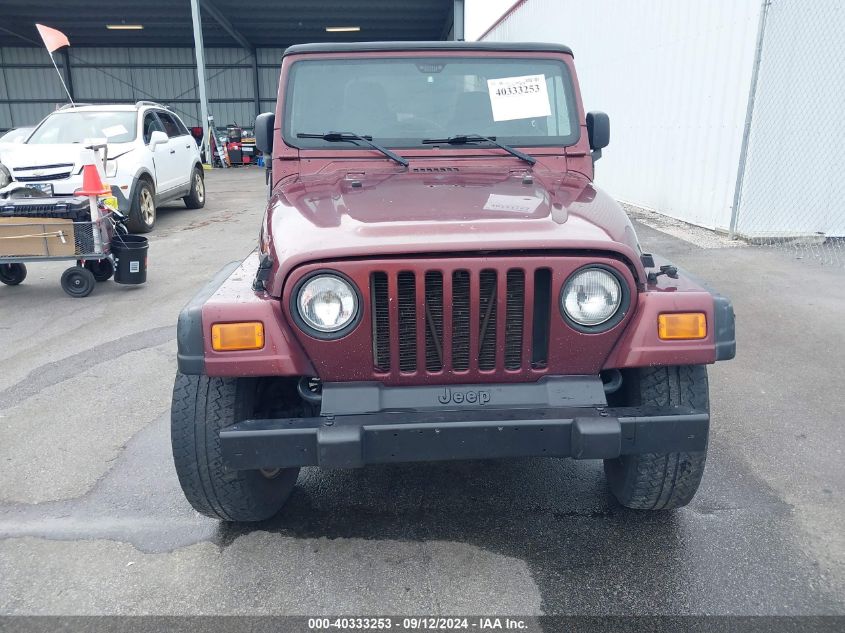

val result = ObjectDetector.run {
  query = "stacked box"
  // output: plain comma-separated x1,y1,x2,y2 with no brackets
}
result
0,196,94,257
0,217,77,257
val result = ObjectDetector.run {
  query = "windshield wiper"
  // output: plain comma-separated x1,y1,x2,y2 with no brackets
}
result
421,134,536,165
297,131,409,167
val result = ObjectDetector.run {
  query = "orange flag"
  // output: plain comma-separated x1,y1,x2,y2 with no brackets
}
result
35,24,70,53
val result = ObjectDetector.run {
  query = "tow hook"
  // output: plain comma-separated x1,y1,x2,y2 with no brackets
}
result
297,376,323,405
647,264,679,285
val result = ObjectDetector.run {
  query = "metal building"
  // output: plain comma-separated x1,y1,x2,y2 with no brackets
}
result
0,0,463,132
480,0,845,239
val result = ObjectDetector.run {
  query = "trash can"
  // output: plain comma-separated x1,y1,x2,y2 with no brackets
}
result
111,234,148,285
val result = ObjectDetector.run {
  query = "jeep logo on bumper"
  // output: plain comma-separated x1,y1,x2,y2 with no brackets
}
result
437,388,491,405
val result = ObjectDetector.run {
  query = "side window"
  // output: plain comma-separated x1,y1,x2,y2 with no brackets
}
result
143,112,164,144
172,114,190,137
157,111,182,138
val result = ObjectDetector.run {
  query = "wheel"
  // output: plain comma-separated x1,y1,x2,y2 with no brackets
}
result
183,167,205,209
171,373,300,522
84,259,114,282
0,263,27,286
127,179,156,233
604,365,709,510
60,266,96,298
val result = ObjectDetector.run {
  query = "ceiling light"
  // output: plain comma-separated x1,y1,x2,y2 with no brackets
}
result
325,26,360,32
106,24,144,30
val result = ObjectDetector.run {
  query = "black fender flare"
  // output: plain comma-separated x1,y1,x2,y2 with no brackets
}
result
177,261,241,375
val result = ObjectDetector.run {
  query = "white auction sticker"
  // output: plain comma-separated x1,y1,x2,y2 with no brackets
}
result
483,193,543,213
487,74,551,122
102,124,129,138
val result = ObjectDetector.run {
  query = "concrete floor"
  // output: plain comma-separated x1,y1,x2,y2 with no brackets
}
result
0,169,843,615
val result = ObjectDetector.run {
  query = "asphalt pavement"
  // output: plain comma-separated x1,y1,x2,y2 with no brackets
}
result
0,169,843,616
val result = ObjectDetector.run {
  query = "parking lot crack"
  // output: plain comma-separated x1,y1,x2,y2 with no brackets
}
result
0,325,175,410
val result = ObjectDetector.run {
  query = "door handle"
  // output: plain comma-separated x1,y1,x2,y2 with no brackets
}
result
170,149,176,154
185,144,191,149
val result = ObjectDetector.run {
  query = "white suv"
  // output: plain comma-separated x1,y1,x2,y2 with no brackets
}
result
3,102,204,233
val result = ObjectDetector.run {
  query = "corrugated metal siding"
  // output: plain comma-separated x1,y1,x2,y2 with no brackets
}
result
0,50,12,130
734,0,845,237
482,0,760,230
0,46,285,131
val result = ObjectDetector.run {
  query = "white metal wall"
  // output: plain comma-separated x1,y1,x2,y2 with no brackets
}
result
0,46,286,131
734,0,845,238
482,0,761,230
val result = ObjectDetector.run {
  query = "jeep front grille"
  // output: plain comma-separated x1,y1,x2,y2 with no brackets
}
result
370,265,550,375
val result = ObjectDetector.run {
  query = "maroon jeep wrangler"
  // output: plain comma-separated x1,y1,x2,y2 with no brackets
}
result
172,42,735,522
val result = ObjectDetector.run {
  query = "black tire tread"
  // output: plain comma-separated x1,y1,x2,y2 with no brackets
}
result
126,180,155,234
183,167,205,209
0,263,27,286
171,373,298,521
84,259,114,282
60,266,96,298
605,365,709,510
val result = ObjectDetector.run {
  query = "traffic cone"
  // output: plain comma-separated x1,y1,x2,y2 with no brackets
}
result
75,163,110,197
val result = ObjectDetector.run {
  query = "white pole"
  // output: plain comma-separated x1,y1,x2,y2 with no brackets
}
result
728,0,771,239
48,51,74,106
190,0,212,165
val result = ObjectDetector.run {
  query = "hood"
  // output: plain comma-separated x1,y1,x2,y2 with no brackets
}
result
0,143,134,172
265,166,643,296
0,142,23,160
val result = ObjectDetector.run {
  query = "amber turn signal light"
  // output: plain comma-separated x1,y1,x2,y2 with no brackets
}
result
658,313,707,340
211,322,265,351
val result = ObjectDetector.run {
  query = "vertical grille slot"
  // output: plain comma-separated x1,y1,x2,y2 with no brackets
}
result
424,271,444,372
531,268,552,369
451,270,471,371
371,272,390,372
477,269,498,370
505,269,525,370
397,271,417,372
370,262,551,377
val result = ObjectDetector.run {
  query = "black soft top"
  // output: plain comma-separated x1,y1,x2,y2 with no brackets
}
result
283,41,573,57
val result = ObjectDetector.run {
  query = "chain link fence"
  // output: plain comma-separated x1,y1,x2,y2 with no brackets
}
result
730,0,845,266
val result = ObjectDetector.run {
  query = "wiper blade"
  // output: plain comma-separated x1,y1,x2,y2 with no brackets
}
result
296,131,409,167
421,134,536,165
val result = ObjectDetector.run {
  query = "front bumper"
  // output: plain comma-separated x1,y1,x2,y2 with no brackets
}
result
221,404,709,470
15,175,83,197
13,176,131,212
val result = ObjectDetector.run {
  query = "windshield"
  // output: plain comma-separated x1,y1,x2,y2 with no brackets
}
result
27,111,137,144
284,56,579,150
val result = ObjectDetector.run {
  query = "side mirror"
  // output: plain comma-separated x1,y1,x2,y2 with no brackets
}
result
255,112,275,155
149,130,168,150
586,111,610,161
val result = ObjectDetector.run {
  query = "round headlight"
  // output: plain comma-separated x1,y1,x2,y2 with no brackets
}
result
562,268,622,327
296,274,359,334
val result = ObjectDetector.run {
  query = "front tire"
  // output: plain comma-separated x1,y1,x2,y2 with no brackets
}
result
0,263,27,286
171,373,299,522
127,180,156,233
60,266,96,298
183,167,205,209
604,365,709,510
